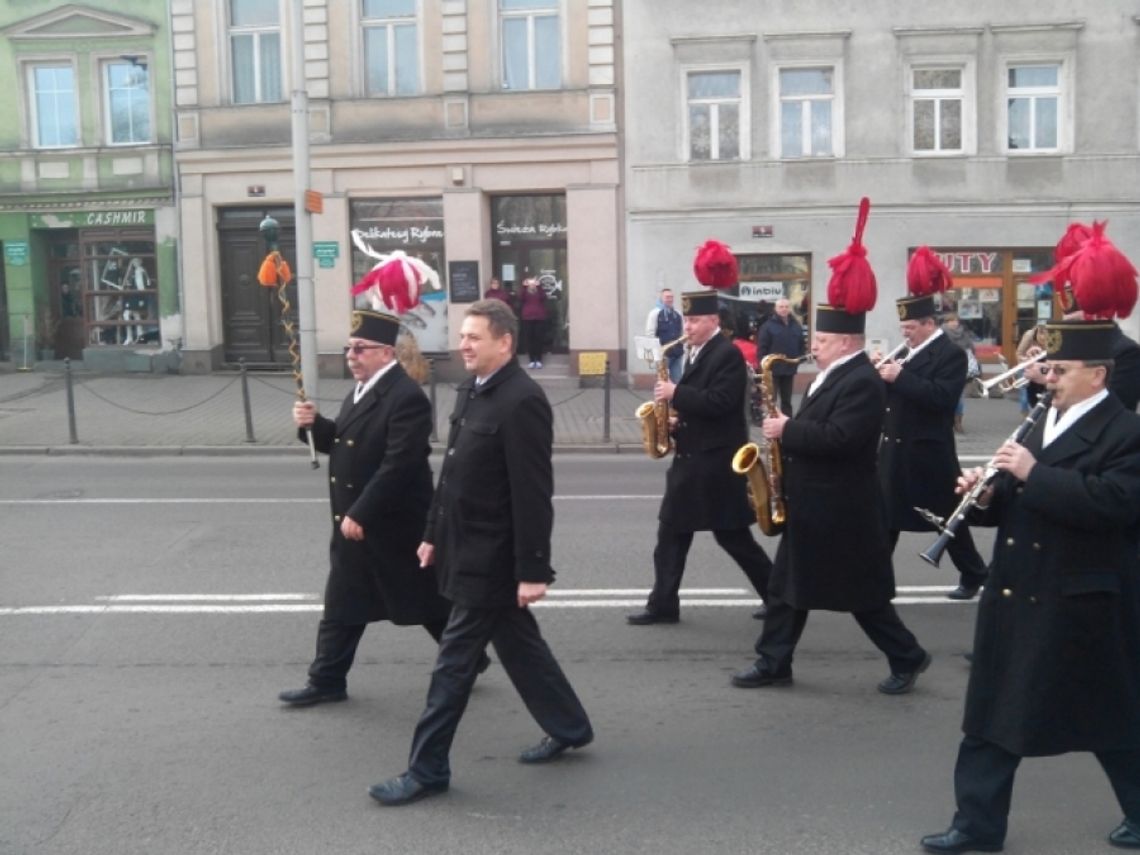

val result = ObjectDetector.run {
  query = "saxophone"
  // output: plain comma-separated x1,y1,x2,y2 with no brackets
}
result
636,335,687,459
731,354,805,535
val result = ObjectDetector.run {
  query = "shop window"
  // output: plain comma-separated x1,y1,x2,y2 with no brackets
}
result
230,0,282,104
27,63,78,148
685,68,746,161
776,65,840,159
500,0,560,90
910,66,966,155
362,0,419,96
1005,63,1061,152
104,59,151,145
726,253,812,344
83,234,159,347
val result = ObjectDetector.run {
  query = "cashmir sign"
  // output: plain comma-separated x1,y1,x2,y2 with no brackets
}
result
31,210,155,229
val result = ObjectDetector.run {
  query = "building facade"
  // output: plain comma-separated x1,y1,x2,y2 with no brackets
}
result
173,0,620,378
0,2,178,370
622,0,1140,382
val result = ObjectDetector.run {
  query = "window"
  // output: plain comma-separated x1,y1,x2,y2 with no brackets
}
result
500,0,560,90
83,234,159,347
777,66,836,158
230,0,282,104
362,0,419,96
28,63,78,148
1006,64,1060,152
686,70,744,161
911,67,963,154
104,60,151,145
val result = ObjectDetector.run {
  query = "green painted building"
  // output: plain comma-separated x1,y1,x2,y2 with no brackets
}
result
0,2,177,371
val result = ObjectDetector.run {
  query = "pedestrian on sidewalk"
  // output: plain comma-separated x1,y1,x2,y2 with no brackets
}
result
518,275,548,369
369,299,592,807
278,309,453,707
756,297,805,416
645,287,684,382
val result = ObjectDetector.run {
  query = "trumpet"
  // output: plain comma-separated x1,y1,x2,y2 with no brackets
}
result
974,351,1047,398
916,393,1052,567
873,342,907,368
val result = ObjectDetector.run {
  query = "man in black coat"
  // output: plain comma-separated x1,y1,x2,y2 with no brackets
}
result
368,300,592,806
757,297,805,415
922,319,1140,853
278,309,452,707
878,297,988,599
732,304,930,694
626,289,772,625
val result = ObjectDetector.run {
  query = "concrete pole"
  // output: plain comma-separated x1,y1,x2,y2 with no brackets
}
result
290,0,318,406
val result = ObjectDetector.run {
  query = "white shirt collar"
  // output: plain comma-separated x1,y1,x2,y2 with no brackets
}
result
807,350,862,396
1042,389,1109,448
353,359,397,404
902,327,943,362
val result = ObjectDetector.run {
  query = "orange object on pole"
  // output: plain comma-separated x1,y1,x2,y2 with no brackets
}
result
304,189,323,214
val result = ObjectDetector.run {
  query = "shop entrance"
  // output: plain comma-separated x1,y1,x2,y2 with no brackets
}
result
218,208,296,367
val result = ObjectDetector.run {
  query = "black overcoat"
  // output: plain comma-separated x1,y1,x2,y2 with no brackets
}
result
659,333,755,532
878,333,967,530
963,395,1140,756
424,360,555,609
1109,324,1140,411
303,364,448,626
769,353,896,612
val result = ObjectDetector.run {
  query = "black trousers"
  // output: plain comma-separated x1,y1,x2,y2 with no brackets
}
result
754,597,926,676
772,374,796,417
647,523,772,617
951,735,1140,843
407,604,592,787
306,617,446,690
890,528,988,588
521,319,546,363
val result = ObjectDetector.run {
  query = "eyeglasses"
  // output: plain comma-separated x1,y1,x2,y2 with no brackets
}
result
1043,364,1080,377
343,344,385,356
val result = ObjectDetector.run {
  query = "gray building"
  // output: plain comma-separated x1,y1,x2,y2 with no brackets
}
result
621,0,1140,382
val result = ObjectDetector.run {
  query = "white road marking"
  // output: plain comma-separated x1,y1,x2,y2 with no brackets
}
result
0,494,660,505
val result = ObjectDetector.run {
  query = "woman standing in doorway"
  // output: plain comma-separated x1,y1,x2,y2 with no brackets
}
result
518,276,548,368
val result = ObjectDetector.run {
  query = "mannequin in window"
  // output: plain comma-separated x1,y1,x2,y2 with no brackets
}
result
122,257,150,345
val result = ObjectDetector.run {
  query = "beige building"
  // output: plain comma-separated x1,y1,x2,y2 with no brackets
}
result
173,0,620,378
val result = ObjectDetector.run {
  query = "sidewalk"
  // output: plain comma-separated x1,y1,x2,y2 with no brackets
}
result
0,363,1027,457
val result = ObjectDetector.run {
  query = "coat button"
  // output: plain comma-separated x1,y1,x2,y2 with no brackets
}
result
1029,595,1038,604
330,476,336,484
346,483,353,490
896,438,901,443
1032,542,1041,550
1002,588,1012,597
447,448,455,456
334,514,341,522
1006,537,1015,546
334,438,340,444
346,439,355,447
460,418,466,426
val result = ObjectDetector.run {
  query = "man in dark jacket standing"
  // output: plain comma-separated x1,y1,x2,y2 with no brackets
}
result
757,297,805,415
278,309,451,707
369,299,592,806
878,267,988,600
921,317,1140,854
732,296,929,694
626,289,772,625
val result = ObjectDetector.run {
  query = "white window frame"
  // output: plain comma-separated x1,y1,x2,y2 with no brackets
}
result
681,64,750,162
25,61,79,149
907,59,975,157
1000,57,1072,155
228,0,283,105
499,0,562,91
361,0,420,97
101,57,153,146
770,62,844,160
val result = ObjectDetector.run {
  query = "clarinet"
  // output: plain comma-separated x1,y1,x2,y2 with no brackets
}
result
916,392,1053,568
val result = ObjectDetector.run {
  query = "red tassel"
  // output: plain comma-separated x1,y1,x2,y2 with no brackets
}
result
1029,221,1095,286
693,240,738,289
826,197,877,313
352,257,423,313
906,246,953,296
258,252,289,287
1069,223,1138,319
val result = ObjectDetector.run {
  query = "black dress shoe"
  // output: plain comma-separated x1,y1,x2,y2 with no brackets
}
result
730,661,793,689
626,610,679,626
878,651,932,695
752,603,768,620
947,584,981,600
518,732,594,764
921,828,1003,853
368,772,447,806
1110,818,1140,848
278,684,348,706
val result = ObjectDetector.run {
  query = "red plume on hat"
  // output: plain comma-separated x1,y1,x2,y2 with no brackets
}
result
906,245,953,296
1029,221,1094,292
1051,221,1138,319
349,230,440,315
826,197,877,313
693,240,739,289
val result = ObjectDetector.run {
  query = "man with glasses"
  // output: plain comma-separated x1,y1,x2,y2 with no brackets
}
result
922,262,1140,850
278,309,457,707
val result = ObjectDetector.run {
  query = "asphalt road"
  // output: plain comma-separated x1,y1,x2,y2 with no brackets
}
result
0,457,1119,855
